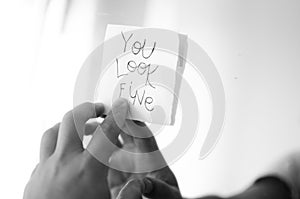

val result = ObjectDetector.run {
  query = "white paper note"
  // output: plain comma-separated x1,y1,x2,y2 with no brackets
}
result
94,24,187,125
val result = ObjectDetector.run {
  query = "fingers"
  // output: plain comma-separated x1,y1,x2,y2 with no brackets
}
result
123,120,159,153
108,168,129,199
116,178,149,199
30,164,39,177
56,102,105,154
142,177,182,199
116,177,181,199
86,98,128,163
119,121,143,147
85,121,100,136
133,135,159,153
120,132,134,146
40,123,60,161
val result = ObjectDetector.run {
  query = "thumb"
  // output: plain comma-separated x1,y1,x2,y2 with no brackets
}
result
116,177,181,199
86,98,128,164
143,177,182,199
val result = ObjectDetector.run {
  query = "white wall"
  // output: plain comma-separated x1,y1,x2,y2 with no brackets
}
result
1,0,300,198
167,0,300,197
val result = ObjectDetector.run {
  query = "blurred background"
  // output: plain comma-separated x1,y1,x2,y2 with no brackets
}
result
1,0,300,198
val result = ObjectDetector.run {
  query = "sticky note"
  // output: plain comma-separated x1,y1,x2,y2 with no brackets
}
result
94,24,187,125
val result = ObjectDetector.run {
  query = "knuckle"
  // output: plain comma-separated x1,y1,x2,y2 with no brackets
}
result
52,150,72,166
81,101,93,107
73,102,93,110
76,102,97,117
41,128,56,143
81,102,95,113
62,110,74,122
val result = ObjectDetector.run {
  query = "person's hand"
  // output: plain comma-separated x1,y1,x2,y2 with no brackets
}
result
23,99,128,199
107,121,182,199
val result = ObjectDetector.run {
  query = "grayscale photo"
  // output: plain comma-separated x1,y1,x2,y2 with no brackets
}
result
0,0,299,199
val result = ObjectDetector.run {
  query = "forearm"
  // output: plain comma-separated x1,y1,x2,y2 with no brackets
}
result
186,176,292,199
227,176,292,199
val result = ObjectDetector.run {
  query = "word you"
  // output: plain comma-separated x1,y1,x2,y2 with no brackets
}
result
116,32,159,112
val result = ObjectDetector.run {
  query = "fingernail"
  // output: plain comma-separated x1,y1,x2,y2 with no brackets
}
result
112,98,129,126
113,98,129,115
95,103,104,117
143,177,153,194
113,98,128,108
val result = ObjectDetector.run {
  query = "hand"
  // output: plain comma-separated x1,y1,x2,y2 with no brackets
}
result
23,99,128,199
107,121,182,199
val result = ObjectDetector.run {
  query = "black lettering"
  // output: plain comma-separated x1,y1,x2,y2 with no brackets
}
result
145,65,159,88
127,60,137,72
121,32,133,53
145,97,154,111
119,83,126,97
131,40,145,55
142,41,156,59
129,82,146,105
116,58,127,78
137,62,148,75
